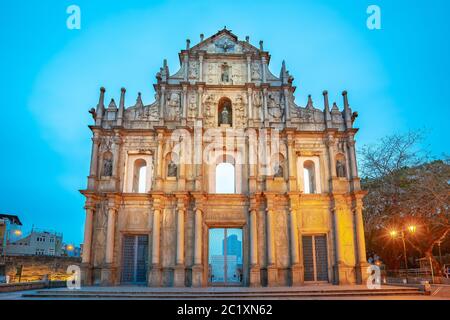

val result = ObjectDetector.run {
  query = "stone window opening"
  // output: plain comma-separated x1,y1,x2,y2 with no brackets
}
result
132,159,147,193
218,97,233,127
215,162,236,194
303,160,317,194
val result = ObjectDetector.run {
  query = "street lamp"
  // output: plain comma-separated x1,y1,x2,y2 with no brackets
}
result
389,225,416,283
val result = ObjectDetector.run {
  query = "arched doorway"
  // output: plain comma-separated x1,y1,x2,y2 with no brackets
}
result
218,97,232,127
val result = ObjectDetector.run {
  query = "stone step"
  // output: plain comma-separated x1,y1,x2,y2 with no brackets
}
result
23,288,422,299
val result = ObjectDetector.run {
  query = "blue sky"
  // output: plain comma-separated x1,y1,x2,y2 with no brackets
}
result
1,0,449,245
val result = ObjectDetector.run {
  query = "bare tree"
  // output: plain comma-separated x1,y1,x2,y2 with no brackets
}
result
360,131,450,273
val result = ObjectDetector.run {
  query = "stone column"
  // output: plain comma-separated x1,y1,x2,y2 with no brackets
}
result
105,207,116,264
112,134,122,178
287,135,297,191
283,87,290,122
249,209,260,286
332,208,353,284
248,132,257,193
250,210,258,266
156,133,163,190
183,54,189,81
150,208,162,286
180,141,186,190
198,86,204,117
194,124,203,191
261,56,267,83
81,205,94,285
182,84,188,119
192,209,203,287
326,137,337,178
347,140,358,178
247,87,253,121
88,134,100,189
174,208,186,287
159,86,166,121
111,133,122,191
82,207,94,264
262,87,268,122
289,208,302,285
194,209,203,265
354,205,369,284
266,209,278,285
354,207,367,264
246,54,252,83
101,205,116,285
347,139,361,191
199,54,204,82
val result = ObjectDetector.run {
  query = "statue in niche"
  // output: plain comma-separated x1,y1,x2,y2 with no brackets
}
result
220,106,231,125
336,160,346,178
274,165,283,178
167,93,181,120
189,61,199,79
251,63,261,80
168,161,178,178
221,63,230,83
253,91,262,108
102,157,113,177
268,94,283,120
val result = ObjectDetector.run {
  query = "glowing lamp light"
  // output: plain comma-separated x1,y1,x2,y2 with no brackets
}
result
66,245,74,251
407,225,417,233
13,230,22,237
389,230,398,238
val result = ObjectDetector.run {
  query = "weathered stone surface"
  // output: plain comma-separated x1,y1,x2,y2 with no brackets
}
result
80,28,367,288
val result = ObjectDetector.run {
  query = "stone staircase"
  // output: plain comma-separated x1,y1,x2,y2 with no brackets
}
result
22,285,423,299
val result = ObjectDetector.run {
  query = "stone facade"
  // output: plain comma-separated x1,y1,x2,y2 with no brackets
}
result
80,28,368,287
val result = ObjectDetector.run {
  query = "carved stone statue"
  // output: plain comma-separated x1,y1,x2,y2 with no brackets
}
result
251,63,261,79
168,161,178,178
336,160,346,178
103,158,113,177
167,93,181,120
268,94,282,120
189,61,199,79
274,165,283,178
221,106,231,125
221,63,230,83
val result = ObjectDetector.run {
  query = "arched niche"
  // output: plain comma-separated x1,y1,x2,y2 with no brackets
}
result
218,97,233,127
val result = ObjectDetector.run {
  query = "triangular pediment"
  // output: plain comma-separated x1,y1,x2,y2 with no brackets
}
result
191,28,259,54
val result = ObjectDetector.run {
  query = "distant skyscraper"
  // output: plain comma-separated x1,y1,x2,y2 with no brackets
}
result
223,234,242,264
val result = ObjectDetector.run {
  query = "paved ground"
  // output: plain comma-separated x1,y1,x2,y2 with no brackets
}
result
1,284,449,300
